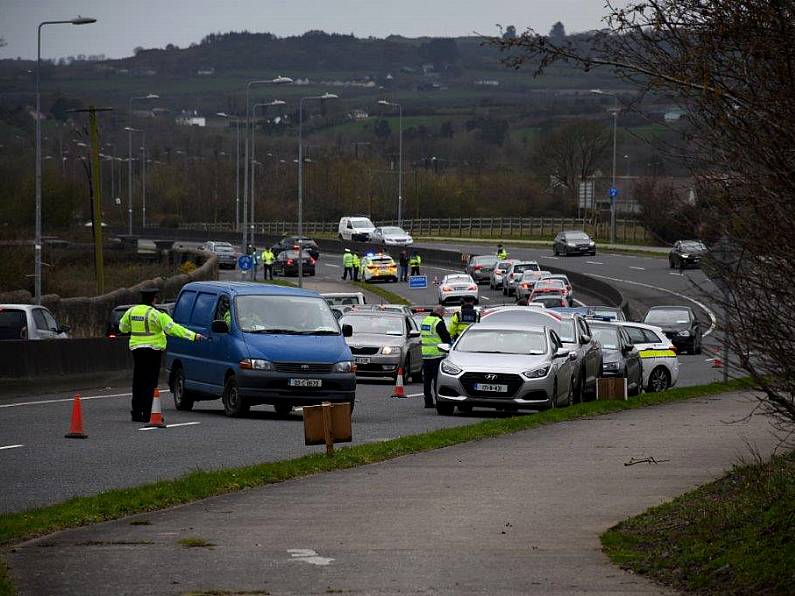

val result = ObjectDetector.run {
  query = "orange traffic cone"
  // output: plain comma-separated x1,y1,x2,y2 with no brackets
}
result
65,394,88,439
145,388,167,428
711,357,723,369
392,368,407,398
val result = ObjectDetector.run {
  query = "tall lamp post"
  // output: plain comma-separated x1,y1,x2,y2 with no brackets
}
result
124,127,145,227
591,89,620,244
250,100,286,260
298,93,338,288
127,93,158,235
377,99,403,226
216,112,242,231
35,15,97,304
243,76,292,253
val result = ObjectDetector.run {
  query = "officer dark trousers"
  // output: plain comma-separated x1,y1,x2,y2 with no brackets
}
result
131,348,162,418
422,358,441,407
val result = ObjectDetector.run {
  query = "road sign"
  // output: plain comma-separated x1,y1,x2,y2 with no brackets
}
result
238,255,253,271
408,275,428,289
608,186,619,199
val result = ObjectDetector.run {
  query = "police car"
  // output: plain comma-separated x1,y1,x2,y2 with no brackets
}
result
360,253,399,283
617,321,680,392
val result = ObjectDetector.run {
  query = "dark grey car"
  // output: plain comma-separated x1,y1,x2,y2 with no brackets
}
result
465,255,500,284
341,312,422,382
553,231,596,256
588,321,643,396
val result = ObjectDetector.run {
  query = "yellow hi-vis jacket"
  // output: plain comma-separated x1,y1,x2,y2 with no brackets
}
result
352,254,361,269
343,252,354,268
119,304,197,351
409,255,422,267
261,249,275,265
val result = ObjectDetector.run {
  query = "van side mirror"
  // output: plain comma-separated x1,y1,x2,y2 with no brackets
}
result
211,320,229,334
342,324,353,337
580,334,591,344
408,330,421,338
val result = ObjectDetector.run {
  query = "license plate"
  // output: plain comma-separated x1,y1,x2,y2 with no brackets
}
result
354,357,370,364
288,378,322,388
454,286,467,291
474,383,508,393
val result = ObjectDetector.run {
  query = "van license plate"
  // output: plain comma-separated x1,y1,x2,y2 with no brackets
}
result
289,379,322,388
354,357,370,364
474,383,508,393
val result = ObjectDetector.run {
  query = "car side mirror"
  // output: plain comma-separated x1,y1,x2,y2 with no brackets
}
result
580,334,591,344
622,344,633,354
58,325,71,334
438,343,451,353
342,324,353,337
568,351,578,361
408,330,421,338
554,348,569,359
211,319,229,334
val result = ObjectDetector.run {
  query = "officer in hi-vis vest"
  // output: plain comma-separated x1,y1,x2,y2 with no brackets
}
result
119,288,206,422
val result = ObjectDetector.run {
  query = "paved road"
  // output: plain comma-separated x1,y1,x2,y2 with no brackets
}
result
8,391,776,595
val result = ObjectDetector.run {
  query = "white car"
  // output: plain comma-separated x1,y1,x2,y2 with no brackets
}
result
338,216,376,241
371,226,413,246
438,274,479,305
616,321,680,392
0,304,70,340
321,292,367,306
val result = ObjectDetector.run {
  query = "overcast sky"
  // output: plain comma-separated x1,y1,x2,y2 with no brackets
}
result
1,1,623,60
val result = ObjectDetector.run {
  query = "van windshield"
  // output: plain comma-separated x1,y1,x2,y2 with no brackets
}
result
235,295,340,334
350,218,373,228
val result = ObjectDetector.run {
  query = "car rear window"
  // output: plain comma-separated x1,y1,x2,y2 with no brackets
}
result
514,262,540,272
0,309,26,340
369,257,394,265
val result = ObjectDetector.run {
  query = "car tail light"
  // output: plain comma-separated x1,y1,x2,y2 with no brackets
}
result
287,259,294,265
442,286,452,292
473,265,482,270
310,258,316,265
468,285,477,291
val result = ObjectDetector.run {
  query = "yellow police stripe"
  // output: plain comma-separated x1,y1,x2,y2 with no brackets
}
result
639,349,677,359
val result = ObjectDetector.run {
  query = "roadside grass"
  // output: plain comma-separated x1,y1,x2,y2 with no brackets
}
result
350,280,410,305
178,537,215,549
601,450,795,595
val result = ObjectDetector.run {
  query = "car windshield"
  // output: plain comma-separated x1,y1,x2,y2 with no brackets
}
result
496,261,511,271
282,250,312,259
591,326,620,350
323,295,361,305
514,263,540,273
445,276,472,284
381,227,405,234
456,329,547,355
536,280,566,290
680,241,706,251
214,243,234,253
341,315,404,336
558,319,577,343
644,309,692,325
350,218,373,228
567,232,590,241
235,295,339,334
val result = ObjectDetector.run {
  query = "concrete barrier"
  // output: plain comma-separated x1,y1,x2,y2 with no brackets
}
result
0,337,134,380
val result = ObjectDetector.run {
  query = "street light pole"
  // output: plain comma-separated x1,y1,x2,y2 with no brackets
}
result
140,131,147,228
591,89,620,244
128,93,158,235
377,100,403,226
35,16,96,304
216,112,242,232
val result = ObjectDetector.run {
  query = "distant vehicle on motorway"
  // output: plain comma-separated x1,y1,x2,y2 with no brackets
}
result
642,306,703,354
360,253,398,282
540,274,574,303
341,311,422,382
338,216,376,241
271,236,320,260
515,270,549,301
370,226,414,246
552,230,597,256
465,255,499,285
588,320,643,396
350,304,414,317
106,303,175,338
0,304,70,340
321,292,367,306
199,241,237,269
586,306,626,321
438,273,479,305
530,279,570,304
531,294,569,309
502,261,541,296
273,249,316,277
435,322,577,415
166,281,355,417
669,240,708,269
617,321,679,392
489,259,515,290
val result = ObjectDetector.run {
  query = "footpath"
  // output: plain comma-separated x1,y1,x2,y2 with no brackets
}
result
7,391,779,595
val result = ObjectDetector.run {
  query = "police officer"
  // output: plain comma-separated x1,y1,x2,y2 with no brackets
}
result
119,288,206,422
420,306,453,409
496,244,508,260
399,250,409,282
261,247,275,280
342,249,354,280
448,295,479,340
352,251,361,282
409,251,422,276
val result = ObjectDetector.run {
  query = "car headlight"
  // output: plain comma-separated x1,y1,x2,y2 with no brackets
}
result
241,358,274,370
440,360,462,375
333,361,355,373
567,242,576,247
522,366,550,379
381,346,400,355
589,241,595,246
602,361,620,371
680,254,690,258
677,330,691,337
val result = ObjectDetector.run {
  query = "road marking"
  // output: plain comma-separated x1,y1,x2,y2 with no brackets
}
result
0,444,23,451
589,273,717,336
325,264,341,268
542,256,559,260
405,392,424,398
287,548,334,566
586,261,604,265
138,421,200,431
669,272,683,276
0,389,171,409
629,266,646,271
481,296,491,301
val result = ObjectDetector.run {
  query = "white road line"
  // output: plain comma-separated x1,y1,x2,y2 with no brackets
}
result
0,444,23,451
586,261,604,265
0,389,171,409
138,421,200,431
589,272,717,337
669,272,683,276
405,392,424,398
481,296,491,301
325,264,341,268
629,266,646,271
542,256,559,260
573,299,586,307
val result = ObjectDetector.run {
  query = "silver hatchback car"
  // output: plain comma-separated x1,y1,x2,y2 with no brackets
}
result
435,322,577,415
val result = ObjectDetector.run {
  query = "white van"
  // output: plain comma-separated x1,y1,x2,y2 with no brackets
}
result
338,216,376,241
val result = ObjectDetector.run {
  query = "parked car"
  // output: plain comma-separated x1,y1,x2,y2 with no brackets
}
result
0,304,69,340
642,306,703,354
438,274,479,305
321,292,367,306
273,249,316,277
552,231,596,256
502,261,541,296
199,241,237,269
166,281,355,417
556,314,603,402
370,226,413,246
669,240,708,269
341,311,422,381
617,321,679,392
106,302,175,337
271,236,320,260
588,320,643,396
489,259,516,290
435,322,577,414
338,216,376,241
360,253,398,282
465,255,500,285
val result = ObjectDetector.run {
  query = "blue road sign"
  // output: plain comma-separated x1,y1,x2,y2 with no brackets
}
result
408,275,428,289
608,186,619,199
238,255,253,271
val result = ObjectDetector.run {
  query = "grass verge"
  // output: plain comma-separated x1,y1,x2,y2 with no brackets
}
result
350,280,410,305
0,377,752,594
601,450,795,595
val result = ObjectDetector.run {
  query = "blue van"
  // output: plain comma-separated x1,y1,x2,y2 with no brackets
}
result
166,281,356,417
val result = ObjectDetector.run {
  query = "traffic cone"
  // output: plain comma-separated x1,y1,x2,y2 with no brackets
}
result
145,388,167,428
711,357,723,369
391,368,407,398
64,394,88,439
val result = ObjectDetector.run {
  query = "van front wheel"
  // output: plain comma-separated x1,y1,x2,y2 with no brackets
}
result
222,375,250,417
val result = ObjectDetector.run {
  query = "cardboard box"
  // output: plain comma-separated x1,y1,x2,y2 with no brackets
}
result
303,402,352,449
597,378,628,400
